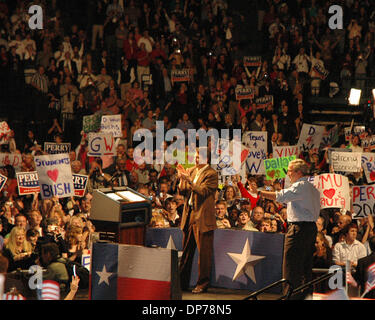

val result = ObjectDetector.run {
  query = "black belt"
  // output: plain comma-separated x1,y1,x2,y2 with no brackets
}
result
289,221,315,225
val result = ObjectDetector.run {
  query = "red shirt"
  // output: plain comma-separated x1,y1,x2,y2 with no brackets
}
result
136,50,150,67
237,181,259,209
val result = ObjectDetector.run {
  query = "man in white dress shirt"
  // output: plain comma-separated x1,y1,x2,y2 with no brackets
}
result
259,159,320,299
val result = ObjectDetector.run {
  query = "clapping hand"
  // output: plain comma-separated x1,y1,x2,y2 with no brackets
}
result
176,164,189,180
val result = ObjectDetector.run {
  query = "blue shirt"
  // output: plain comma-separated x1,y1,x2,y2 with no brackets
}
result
276,177,320,223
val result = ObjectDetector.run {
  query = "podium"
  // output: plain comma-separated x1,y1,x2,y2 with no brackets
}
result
90,187,152,246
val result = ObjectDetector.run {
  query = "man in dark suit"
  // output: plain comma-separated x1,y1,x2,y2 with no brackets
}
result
58,51,78,79
354,236,375,299
176,147,218,294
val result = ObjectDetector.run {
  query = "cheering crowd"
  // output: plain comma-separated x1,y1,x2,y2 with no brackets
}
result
1,0,375,299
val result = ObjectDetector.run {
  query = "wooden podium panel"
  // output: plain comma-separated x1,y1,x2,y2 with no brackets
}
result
119,225,145,246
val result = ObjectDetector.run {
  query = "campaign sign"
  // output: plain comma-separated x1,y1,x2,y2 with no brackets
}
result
171,69,190,82
242,131,267,175
0,153,22,172
235,86,254,100
243,56,262,67
73,174,88,197
362,152,375,183
16,171,40,195
100,115,122,138
44,142,71,155
313,174,350,211
83,113,102,133
255,95,273,110
297,124,325,153
331,151,361,173
88,133,115,156
352,185,375,219
264,155,296,180
34,154,74,199
273,145,299,158
0,173,7,191
354,126,366,139
361,135,375,150
313,63,329,80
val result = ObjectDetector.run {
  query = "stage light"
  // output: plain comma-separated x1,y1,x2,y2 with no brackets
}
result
372,89,375,100
348,88,361,105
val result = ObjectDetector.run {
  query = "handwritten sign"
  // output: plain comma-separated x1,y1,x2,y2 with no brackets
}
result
212,138,249,176
273,145,299,158
297,124,325,153
235,86,254,100
34,154,74,199
243,56,262,67
16,171,40,195
313,173,350,211
331,151,361,172
327,148,352,164
100,115,122,138
352,185,375,219
264,155,296,180
255,95,273,110
0,153,22,172
72,174,88,197
81,253,91,271
321,125,339,148
361,135,375,150
83,114,102,133
88,133,115,156
171,69,190,82
354,126,366,139
242,131,267,175
361,152,375,183
0,173,7,191
44,142,71,155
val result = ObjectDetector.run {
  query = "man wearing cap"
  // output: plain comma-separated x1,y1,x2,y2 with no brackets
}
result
259,159,320,299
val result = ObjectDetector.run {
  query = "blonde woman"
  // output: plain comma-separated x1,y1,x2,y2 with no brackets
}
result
2,227,36,272
66,226,88,263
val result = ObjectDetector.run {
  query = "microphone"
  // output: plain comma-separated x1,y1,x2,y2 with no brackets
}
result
110,171,121,182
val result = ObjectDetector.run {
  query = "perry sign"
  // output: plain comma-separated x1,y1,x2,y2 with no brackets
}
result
16,171,87,197
88,132,115,157
34,153,74,199
16,171,40,195
72,174,88,197
0,173,7,191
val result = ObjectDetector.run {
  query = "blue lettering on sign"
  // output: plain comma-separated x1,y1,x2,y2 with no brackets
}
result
41,183,72,197
246,160,261,173
90,136,101,152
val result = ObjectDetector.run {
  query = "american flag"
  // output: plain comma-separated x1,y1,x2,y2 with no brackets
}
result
2,293,26,300
362,262,375,297
346,270,358,287
41,280,60,300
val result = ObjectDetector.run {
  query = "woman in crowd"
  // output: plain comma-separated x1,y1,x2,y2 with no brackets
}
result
2,227,36,272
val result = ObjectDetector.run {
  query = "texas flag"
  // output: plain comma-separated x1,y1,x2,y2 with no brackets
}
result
89,242,181,300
